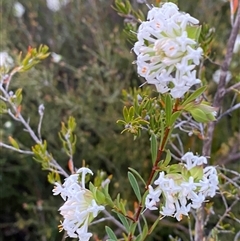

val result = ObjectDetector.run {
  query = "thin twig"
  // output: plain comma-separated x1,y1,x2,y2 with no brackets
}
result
217,102,240,121
197,3,240,241
203,0,240,157
207,196,240,240
226,82,240,93
0,142,34,155
102,209,127,232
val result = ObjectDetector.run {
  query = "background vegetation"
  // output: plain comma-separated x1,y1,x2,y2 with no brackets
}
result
0,0,239,240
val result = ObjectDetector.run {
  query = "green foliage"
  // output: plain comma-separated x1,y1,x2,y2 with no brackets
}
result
58,116,77,157
128,171,142,202
18,45,50,72
0,0,240,240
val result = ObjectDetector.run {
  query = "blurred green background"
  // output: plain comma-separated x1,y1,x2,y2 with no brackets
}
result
0,0,239,240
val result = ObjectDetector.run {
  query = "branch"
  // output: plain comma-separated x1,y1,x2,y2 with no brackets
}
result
0,142,34,155
203,0,240,157
195,5,240,241
217,102,240,121
217,152,240,165
226,82,240,93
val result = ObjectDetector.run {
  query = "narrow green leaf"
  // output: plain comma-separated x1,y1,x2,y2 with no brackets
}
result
140,214,149,240
163,149,172,167
128,167,146,186
186,25,202,41
169,111,181,126
123,106,128,121
15,88,23,106
116,212,129,232
140,223,148,241
116,120,126,125
128,106,134,120
182,86,207,106
128,171,142,202
135,235,142,241
0,100,7,114
159,119,165,148
151,134,158,164
129,222,138,235
165,94,172,125
190,108,208,123
148,216,161,235
8,136,19,149
105,226,118,241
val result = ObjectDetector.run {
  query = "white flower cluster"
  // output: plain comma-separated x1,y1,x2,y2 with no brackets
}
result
53,167,104,241
13,2,25,18
145,152,218,221
46,0,69,12
133,3,203,98
0,52,14,68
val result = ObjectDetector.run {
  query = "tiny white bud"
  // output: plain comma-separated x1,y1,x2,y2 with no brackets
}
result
4,121,12,129
38,104,45,116
0,52,14,68
51,52,62,63
13,2,25,18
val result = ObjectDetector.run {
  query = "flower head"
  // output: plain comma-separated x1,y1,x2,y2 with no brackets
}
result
13,2,25,18
133,3,202,98
53,167,104,240
145,152,218,221
46,0,69,12
0,52,14,68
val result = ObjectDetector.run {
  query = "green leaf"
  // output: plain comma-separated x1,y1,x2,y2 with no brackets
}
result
129,222,138,236
159,120,165,148
116,212,129,232
190,108,208,123
140,215,149,240
128,171,142,202
151,134,158,164
95,189,106,204
68,116,76,131
186,25,202,41
15,88,23,106
0,100,7,114
128,167,146,186
8,136,19,149
148,216,161,235
165,94,172,126
105,226,118,241
169,111,181,126
135,235,142,241
128,106,134,120
116,120,126,125
123,106,128,121
163,149,172,167
182,86,207,106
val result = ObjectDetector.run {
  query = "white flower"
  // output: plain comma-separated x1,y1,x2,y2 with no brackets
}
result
38,104,45,116
145,152,218,221
51,52,62,63
145,185,161,210
4,121,12,129
133,3,203,98
13,2,25,18
77,167,93,189
233,34,240,54
174,200,191,221
0,52,14,68
212,69,232,84
181,152,207,170
46,0,69,12
53,167,104,240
